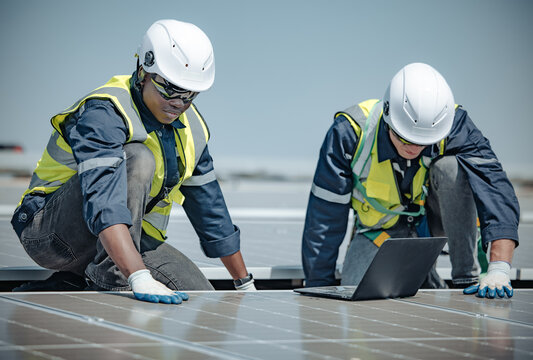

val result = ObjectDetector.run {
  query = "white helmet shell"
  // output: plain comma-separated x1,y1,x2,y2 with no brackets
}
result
138,19,215,92
383,63,455,145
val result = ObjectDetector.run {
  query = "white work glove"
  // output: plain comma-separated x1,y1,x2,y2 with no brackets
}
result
128,269,189,304
234,273,257,291
235,280,257,291
463,261,513,299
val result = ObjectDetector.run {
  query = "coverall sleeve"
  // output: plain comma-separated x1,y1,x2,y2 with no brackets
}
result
65,99,131,236
444,108,520,250
180,145,240,258
302,116,358,287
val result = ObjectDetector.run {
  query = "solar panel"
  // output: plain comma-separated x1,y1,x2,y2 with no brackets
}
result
1,290,532,359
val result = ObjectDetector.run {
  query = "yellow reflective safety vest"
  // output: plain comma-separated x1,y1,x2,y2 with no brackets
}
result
335,99,446,231
20,75,210,241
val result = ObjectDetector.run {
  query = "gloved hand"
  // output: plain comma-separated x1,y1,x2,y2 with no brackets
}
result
128,269,189,304
235,280,257,291
234,273,257,291
463,261,513,299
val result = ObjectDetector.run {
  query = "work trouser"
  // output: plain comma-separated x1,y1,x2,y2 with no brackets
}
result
18,142,214,291
341,156,480,287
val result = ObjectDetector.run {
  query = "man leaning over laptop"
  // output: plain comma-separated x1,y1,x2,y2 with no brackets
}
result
301,63,519,299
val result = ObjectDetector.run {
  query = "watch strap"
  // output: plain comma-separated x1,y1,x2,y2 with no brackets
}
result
233,273,253,287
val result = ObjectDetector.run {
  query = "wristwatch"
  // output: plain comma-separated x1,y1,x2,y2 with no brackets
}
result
233,273,253,287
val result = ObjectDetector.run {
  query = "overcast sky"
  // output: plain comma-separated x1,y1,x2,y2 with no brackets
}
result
1,0,532,177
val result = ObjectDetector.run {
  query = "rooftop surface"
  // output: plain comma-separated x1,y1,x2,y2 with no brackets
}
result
1,290,532,359
0,176,532,359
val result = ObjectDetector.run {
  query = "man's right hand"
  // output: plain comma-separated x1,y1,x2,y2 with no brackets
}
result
463,261,513,299
128,269,189,304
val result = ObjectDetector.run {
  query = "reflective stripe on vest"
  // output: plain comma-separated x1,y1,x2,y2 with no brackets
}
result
54,76,147,143
181,170,217,187
311,183,352,204
78,155,125,174
19,131,78,201
19,76,148,205
463,157,498,165
45,131,78,171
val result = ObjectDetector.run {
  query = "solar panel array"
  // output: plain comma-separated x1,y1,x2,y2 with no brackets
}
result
1,178,532,359
1,290,532,359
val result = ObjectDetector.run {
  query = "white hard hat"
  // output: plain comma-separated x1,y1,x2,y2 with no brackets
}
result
383,63,455,145
137,19,215,92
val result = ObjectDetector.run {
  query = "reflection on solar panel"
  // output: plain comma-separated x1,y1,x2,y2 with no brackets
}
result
1,290,532,359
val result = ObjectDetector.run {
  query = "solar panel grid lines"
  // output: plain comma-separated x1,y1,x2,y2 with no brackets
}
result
354,297,491,334
255,293,491,359
396,292,533,359
67,292,421,360
189,292,414,359
397,291,533,328
1,292,354,360
1,291,533,359
217,299,474,356
0,293,256,360
216,293,442,359
68,291,371,360
0,296,162,360
60,292,328,359
250,291,533,359
370,297,533,358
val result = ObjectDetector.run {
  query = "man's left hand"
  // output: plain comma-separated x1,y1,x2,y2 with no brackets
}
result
236,281,257,291
463,261,513,299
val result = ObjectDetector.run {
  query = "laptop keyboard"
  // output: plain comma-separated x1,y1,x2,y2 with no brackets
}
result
335,286,357,296
312,286,357,296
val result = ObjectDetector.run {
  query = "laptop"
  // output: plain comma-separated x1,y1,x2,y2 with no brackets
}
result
294,237,447,301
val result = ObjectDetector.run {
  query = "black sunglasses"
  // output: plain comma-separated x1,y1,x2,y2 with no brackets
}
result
150,74,199,103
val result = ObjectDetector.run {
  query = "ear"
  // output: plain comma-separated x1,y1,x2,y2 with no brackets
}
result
138,66,147,84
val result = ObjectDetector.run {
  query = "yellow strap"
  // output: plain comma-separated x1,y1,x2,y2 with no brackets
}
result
373,231,390,247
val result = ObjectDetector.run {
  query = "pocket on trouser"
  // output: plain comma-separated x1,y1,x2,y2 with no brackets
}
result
20,233,77,270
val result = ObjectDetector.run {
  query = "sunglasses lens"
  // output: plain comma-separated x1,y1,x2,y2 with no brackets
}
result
399,135,412,145
151,76,198,102
392,129,415,145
